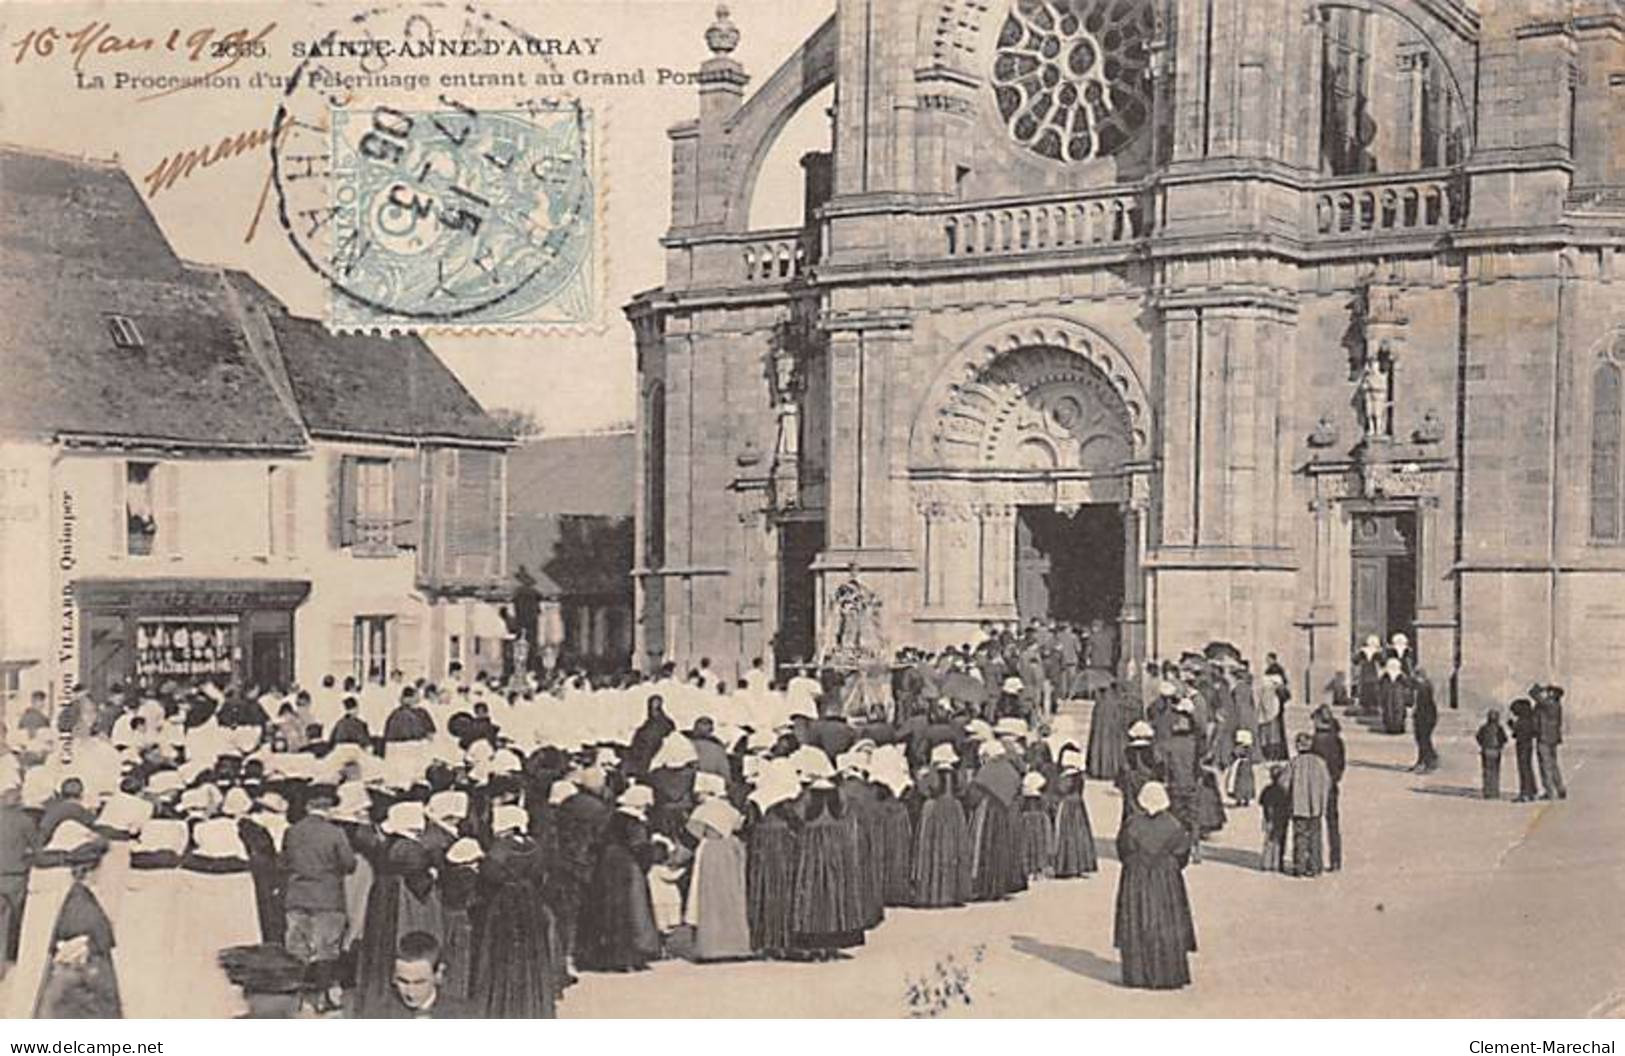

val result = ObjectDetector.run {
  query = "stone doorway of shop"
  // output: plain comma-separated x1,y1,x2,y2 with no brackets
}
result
1015,505,1125,629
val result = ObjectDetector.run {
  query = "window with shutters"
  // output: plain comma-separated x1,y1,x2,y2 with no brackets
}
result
354,457,392,546
354,615,392,686
126,461,158,556
1591,361,1623,543
267,465,298,557
450,449,500,576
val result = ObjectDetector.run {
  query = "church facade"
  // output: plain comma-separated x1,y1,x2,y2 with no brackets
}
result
626,0,1625,711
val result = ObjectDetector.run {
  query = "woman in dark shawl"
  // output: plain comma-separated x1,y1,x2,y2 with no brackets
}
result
470,807,556,1017
626,697,675,780
877,776,916,903
237,807,285,945
1017,773,1052,880
353,802,443,1019
744,781,800,958
1084,680,1126,781
1116,724,1164,828
836,770,885,929
437,838,482,1002
789,782,865,958
1051,751,1099,878
31,823,121,1019
576,786,661,972
965,742,1026,902
911,748,972,907
1113,781,1197,990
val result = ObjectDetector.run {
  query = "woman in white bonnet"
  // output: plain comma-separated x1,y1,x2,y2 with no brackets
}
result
1112,781,1197,990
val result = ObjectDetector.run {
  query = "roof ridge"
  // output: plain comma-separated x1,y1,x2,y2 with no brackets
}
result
0,141,123,169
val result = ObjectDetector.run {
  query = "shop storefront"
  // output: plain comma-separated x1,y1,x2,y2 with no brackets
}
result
73,578,311,699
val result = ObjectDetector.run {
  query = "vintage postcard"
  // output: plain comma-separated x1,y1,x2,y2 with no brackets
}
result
1,0,1623,1028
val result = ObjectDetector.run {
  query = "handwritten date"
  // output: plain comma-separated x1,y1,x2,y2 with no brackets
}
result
10,20,277,72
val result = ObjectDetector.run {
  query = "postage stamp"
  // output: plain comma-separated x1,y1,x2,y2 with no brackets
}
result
269,2,602,332
324,103,595,329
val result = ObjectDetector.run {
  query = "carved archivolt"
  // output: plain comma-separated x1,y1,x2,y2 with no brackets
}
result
912,319,1149,471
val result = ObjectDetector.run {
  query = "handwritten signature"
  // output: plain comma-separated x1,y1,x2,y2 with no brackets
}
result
135,119,328,246
9,20,276,101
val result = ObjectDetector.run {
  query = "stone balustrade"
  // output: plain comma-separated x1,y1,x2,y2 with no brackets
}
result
1311,173,1464,237
936,190,1151,258
739,229,813,284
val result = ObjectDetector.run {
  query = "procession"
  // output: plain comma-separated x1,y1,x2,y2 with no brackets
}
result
0,614,1578,1019
4,0,1624,1030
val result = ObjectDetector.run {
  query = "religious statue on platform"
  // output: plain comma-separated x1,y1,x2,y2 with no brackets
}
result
821,570,886,670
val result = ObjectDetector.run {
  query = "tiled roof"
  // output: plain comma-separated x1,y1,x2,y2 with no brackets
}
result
0,146,308,447
506,433,635,516
221,271,512,444
506,433,635,597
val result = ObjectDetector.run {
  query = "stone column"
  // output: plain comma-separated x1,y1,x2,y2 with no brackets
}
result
1120,497,1147,669
978,502,1016,617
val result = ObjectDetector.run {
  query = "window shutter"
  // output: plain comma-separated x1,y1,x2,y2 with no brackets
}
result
395,611,424,680
284,463,299,556
329,618,356,684
392,454,421,549
158,462,181,558
335,455,358,547
110,459,125,558
487,452,505,580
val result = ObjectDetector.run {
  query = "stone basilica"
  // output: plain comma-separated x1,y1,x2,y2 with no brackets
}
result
626,0,1625,711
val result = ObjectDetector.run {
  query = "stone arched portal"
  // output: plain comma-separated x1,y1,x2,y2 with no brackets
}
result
910,340,1152,665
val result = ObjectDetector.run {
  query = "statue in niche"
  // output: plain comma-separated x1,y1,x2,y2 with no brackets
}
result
1356,341,1394,440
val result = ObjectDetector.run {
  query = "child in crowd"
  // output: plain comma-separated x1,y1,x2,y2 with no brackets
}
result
1259,764,1291,872
1475,709,1508,800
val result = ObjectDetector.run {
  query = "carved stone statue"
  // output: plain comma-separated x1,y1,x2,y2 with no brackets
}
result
1357,344,1392,439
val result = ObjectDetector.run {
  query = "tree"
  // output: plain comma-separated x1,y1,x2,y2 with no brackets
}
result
486,406,545,438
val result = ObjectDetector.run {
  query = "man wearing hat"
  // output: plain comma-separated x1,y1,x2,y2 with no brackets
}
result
1285,732,1331,878
282,786,357,1013
1532,684,1567,800
1310,706,1347,871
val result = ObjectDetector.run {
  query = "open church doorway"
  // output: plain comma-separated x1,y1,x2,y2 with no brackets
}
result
1014,505,1125,629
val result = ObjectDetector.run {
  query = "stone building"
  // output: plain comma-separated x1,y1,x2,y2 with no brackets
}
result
0,145,513,713
625,0,1625,710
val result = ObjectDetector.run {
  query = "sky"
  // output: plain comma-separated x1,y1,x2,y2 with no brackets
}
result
0,0,833,433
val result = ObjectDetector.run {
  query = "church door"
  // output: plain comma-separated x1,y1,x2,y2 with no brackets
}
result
1350,511,1417,654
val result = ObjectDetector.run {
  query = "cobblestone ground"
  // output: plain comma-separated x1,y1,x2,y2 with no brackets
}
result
563,709,1625,1018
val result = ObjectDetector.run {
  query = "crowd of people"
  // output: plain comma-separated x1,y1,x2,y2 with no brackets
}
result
0,622,1564,1018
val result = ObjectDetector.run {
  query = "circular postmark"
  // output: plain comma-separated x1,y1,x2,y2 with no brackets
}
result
270,2,595,326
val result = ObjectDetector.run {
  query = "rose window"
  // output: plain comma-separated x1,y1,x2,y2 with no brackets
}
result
992,0,1155,163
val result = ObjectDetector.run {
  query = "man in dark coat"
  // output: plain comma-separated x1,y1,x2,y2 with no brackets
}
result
1410,668,1439,773
687,718,731,779
330,697,371,747
382,687,435,745
0,787,36,968
282,786,358,1013
37,778,94,845
806,706,858,761
1508,698,1539,802
1532,684,1567,800
1309,706,1347,871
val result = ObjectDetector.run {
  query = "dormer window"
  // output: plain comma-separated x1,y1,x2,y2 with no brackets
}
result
107,314,143,349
